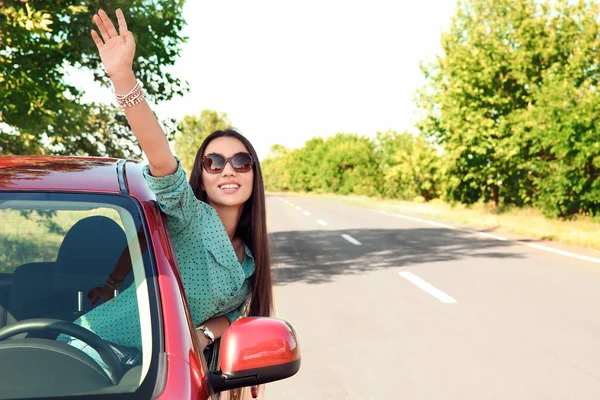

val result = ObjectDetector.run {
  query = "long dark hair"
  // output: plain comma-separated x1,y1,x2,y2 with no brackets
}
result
188,128,273,318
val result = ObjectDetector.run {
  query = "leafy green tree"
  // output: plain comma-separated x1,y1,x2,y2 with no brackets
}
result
519,5,600,217
417,0,600,216
374,130,414,171
291,137,326,192
375,130,443,201
0,0,187,157
261,144,293,191
173,110,231,174
318,133,380,196
270,134,380,196
418,0,543,206
262,131,442,199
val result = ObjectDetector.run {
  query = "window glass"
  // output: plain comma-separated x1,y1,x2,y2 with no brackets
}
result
0,193,156,398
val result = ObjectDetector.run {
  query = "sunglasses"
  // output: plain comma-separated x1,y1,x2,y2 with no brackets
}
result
201,152,254,174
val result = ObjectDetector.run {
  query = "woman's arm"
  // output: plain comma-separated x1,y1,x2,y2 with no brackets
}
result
88,227,149,306
92,9,176,177
196,316,231,351
196,299,248,350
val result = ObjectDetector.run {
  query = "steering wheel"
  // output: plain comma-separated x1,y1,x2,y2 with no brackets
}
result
0,318,124,384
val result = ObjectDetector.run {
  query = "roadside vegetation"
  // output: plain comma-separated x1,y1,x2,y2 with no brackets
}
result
262,0,600,248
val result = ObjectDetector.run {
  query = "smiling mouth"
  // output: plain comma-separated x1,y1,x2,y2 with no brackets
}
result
219,184,240,191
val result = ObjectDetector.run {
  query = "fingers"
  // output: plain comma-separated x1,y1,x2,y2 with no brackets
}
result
88,287,101,304
116,8,128,34
98,9,119,38
86,286,115,307
90,29,103,49
93,13,111,42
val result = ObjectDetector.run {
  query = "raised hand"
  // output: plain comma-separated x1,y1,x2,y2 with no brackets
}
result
91,9,135,79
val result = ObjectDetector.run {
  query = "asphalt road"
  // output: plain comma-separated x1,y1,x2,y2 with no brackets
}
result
265,195,600,400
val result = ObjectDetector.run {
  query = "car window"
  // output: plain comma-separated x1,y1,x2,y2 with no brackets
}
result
0,193,158,399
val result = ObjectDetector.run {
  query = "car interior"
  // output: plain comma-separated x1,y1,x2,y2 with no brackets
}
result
0,202,152,399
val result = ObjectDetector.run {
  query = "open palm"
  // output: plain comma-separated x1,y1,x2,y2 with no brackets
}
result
91,9,136,78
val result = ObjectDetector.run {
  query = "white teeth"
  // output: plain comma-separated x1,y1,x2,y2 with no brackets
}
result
220,184,239,189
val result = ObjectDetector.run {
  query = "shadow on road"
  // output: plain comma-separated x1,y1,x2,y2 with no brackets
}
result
271,228,525,285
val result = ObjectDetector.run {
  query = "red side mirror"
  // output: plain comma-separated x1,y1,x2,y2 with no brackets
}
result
207,317,300,393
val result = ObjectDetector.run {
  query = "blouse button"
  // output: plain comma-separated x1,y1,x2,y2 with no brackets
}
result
230,292,235,297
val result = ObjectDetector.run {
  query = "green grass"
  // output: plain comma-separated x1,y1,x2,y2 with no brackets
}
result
269,191,600,252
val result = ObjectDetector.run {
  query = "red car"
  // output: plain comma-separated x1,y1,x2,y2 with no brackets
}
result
0,156,300,399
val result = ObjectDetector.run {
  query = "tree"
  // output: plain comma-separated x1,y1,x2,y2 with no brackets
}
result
290,137,326,192
261,144,293,192
374,130,443,201
418,0,543,206
417,0,600,216
0,0,187,158
519,1,600,217
173,110,231,174
280,133,380,196
261,134,380,196
318,133,380,196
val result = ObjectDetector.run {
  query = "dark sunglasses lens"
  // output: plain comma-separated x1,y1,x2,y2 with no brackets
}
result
203,154,226,173
232,153,253,172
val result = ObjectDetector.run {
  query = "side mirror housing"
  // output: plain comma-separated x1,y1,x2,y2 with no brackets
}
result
207,317,301,393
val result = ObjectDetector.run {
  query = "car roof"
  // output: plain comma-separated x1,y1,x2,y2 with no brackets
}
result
0,156,153,200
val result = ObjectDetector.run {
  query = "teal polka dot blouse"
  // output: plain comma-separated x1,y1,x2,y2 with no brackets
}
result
69,158,254,348
142,158,255,327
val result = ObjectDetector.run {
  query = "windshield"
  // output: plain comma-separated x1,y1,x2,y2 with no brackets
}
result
0,192,159,399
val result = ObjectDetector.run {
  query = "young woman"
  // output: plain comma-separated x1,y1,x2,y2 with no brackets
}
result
59,9,273,384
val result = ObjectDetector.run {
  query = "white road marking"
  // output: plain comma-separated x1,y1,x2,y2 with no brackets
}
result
316,219,328,226
303,211,311,216
526,243,600,264
469,231,508,241
399,271,457,304
295,206,302,210
381,211,455,230
341,234,362,246
381,211,600,264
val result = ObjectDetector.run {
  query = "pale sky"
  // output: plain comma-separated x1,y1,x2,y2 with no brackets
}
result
73,0,458,159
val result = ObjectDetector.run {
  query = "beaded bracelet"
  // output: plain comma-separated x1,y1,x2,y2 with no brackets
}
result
115,80,145,108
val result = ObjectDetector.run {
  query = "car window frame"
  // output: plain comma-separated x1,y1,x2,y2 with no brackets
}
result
0,190,166,399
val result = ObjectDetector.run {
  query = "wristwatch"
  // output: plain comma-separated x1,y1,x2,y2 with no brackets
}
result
198,325,214,345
